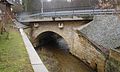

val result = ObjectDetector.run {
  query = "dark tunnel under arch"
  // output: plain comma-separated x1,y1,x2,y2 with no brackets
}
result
35,31,69,51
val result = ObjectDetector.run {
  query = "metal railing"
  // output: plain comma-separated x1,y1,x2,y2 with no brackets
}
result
16,5,120,22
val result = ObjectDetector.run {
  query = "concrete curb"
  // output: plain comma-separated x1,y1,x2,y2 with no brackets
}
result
19,28,48,72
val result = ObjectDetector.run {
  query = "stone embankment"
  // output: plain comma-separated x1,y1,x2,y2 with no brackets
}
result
76,15,120,72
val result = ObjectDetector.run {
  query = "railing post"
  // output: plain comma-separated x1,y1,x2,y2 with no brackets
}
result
73,10,74,18
93,7,95,16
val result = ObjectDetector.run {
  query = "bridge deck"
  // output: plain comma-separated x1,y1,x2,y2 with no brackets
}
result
17,9,120,22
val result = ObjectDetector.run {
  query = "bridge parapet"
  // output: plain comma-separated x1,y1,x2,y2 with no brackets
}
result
17,9,120,22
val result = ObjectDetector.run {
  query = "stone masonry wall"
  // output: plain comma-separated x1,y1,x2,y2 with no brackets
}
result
74,34,106,72
25,20,105,72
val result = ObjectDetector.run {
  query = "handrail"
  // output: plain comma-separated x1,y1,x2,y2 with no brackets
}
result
16,7,120,22
18,9,120,18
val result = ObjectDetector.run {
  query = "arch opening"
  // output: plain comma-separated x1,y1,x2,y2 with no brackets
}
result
35,31,69,52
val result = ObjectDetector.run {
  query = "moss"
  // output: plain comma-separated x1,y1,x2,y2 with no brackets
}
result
106,57,120,72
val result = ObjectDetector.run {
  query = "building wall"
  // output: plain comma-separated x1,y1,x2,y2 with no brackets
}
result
22,0,120,12
43,0,99,12
23,0,99,12
22,0,42,12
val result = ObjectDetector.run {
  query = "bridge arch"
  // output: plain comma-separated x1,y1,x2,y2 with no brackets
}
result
34,31,69,50
30,21,87,66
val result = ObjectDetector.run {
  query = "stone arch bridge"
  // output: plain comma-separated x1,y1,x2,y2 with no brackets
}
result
24,20,105,72
28,21,88,52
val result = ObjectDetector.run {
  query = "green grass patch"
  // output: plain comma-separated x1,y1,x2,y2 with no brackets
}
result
0,29,33,72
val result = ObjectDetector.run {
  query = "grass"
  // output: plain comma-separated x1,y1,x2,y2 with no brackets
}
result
0,28,33,72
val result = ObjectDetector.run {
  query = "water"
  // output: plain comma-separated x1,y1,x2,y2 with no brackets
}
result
36,46,93,72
